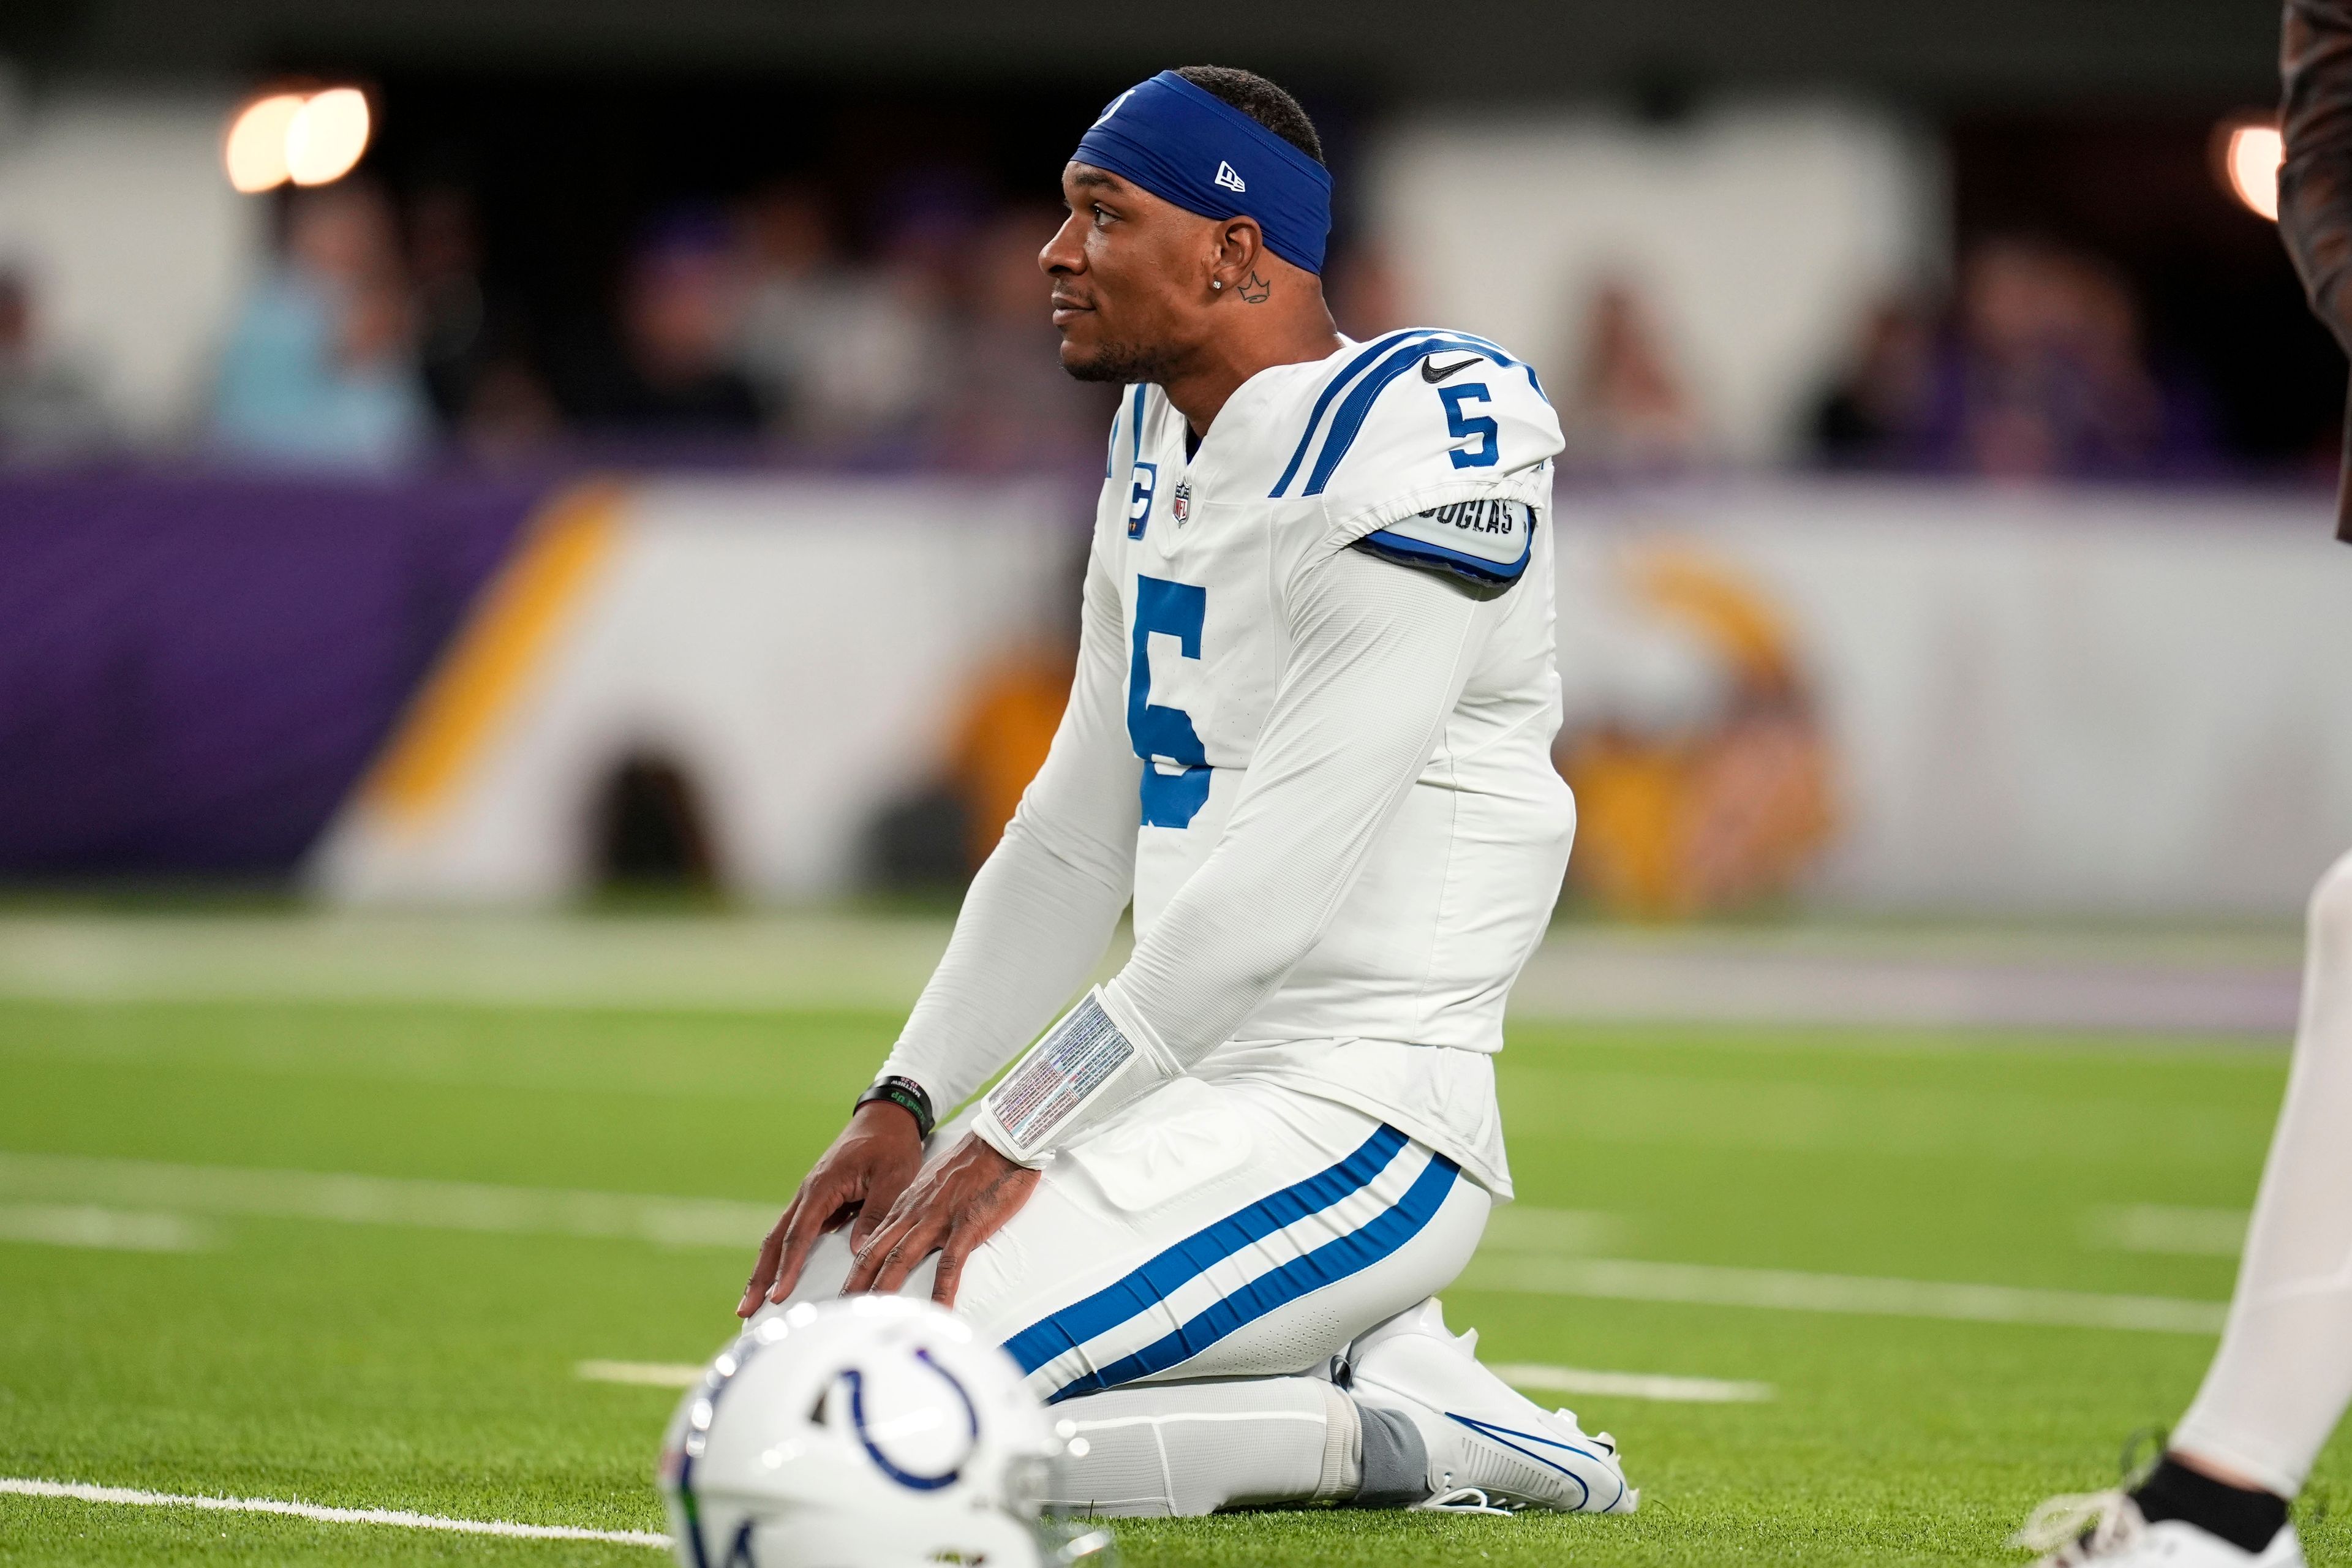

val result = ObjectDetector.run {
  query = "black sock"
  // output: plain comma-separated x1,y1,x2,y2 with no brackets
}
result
2131,1456,2289,1554
1349,1402,1430,1509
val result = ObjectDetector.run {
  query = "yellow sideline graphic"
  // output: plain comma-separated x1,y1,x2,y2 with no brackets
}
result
356,482,624,827
1556,542,1838,919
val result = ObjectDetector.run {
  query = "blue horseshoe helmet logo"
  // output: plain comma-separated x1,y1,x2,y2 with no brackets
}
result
843,1348,981,1491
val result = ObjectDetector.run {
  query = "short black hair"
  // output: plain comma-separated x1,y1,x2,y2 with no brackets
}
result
1175,66,1324,165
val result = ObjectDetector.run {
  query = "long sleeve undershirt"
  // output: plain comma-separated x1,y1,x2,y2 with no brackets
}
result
878,541,1494,1123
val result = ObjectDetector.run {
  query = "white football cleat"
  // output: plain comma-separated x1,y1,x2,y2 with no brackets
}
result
1344,1297,1637,1515
2013,1491,2304,1567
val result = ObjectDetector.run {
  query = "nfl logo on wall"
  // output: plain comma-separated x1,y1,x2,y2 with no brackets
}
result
1172,481,1193,526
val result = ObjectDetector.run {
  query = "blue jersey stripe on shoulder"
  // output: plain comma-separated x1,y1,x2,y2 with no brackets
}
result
1302,335,1501,498
1438,333,1550,401
1268,330,1437,499
1127,384,1148,468
1358,522,1533,587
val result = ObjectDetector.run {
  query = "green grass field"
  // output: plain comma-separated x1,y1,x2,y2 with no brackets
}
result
1,984,2340,1566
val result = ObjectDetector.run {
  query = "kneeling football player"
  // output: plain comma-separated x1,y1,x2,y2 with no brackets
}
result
739,65,1634,1520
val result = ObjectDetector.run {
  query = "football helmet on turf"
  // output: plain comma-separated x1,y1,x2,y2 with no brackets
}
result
658,1295,1111,1568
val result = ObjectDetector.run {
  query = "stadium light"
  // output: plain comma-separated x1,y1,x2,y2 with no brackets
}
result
2220,119,2283,222
287,89,371,186
222,86,371,193
222,93,306,193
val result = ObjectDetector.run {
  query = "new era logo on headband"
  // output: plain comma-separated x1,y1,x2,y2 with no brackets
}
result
1214,160,1246,193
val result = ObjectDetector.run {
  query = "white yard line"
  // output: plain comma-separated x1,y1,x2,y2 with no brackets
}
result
0,912,958,1014
579,1354,1774,1406
2086,1204,2249,1257
1509,940,2298,1036
0,1153,2234,1338
1479,1205,1621,1254
0,911,2302,1035
0,1477,668,1547
1461,1255,2227,1333
0,1152,776,1248
0,1203,210,1252
578,1360,705,1388
1487,1363,1774,1403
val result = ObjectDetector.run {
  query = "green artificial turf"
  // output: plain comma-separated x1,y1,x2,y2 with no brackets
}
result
0,995,2340,1565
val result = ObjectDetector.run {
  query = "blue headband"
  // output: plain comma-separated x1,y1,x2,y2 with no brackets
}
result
1073,71,1333,275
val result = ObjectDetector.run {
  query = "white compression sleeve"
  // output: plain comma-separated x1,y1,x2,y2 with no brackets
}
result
1044,1378,1362,1517
2173,847,2352,1496
873,545,1142,1115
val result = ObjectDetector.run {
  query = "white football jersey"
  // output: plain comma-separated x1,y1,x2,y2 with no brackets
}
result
1092,328,1574,1182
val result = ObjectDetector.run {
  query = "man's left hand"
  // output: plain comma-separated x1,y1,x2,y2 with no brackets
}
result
840,1133,1040,1310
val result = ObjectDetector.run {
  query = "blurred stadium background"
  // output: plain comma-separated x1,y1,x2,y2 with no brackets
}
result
2,0,2345,932
7,3,2352,1562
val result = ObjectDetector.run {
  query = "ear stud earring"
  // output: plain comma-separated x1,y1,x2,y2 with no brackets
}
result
1212,280,1224,290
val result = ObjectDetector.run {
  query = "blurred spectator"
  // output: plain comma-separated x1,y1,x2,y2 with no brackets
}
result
1942,239,2163,476
734,182,946,451
405,185,564,466
937,205,1114,472
408,186,490,424
733,184,839,432
1811,296,1936,463
1561,277,1706,470
557,208,761,437
0,266,113,461
210,183,434,472
459,356,564,466
1814,238,2218,478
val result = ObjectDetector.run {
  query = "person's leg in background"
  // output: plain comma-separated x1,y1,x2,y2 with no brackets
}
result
2024,850,2352,1564
2163,851,2352,1528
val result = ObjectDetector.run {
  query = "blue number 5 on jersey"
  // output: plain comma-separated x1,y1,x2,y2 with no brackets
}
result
1127,576,1211,827
1441,383,1499,469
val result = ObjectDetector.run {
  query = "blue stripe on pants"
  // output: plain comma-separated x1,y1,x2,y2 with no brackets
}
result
1000,1123,1410,1377
1043,1148,1463,1403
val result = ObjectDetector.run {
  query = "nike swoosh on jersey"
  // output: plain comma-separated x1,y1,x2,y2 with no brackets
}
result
1420,353,1485,383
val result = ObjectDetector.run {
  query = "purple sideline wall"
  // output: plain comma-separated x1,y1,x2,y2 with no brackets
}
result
0,472,549,876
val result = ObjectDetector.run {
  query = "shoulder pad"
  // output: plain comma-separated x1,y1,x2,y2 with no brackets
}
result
1352,498,1535,600
1269,330,1562,529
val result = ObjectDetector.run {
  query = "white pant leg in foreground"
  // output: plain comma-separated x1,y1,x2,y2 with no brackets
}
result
2173,847,2352,1497
786,1074,1490,1397
780,1073,1641,1515
777,1074,1494,1513
1037,1298,1639,1517
1039,1376,1363,1517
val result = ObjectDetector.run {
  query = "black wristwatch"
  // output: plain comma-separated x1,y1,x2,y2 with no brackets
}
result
854,1075,935,1140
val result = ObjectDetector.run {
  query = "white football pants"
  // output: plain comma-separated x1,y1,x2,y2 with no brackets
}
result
2174,847,2352,1496
782,1072,1489,1400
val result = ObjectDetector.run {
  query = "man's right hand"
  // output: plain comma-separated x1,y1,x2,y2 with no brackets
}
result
737,1100,925,1317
